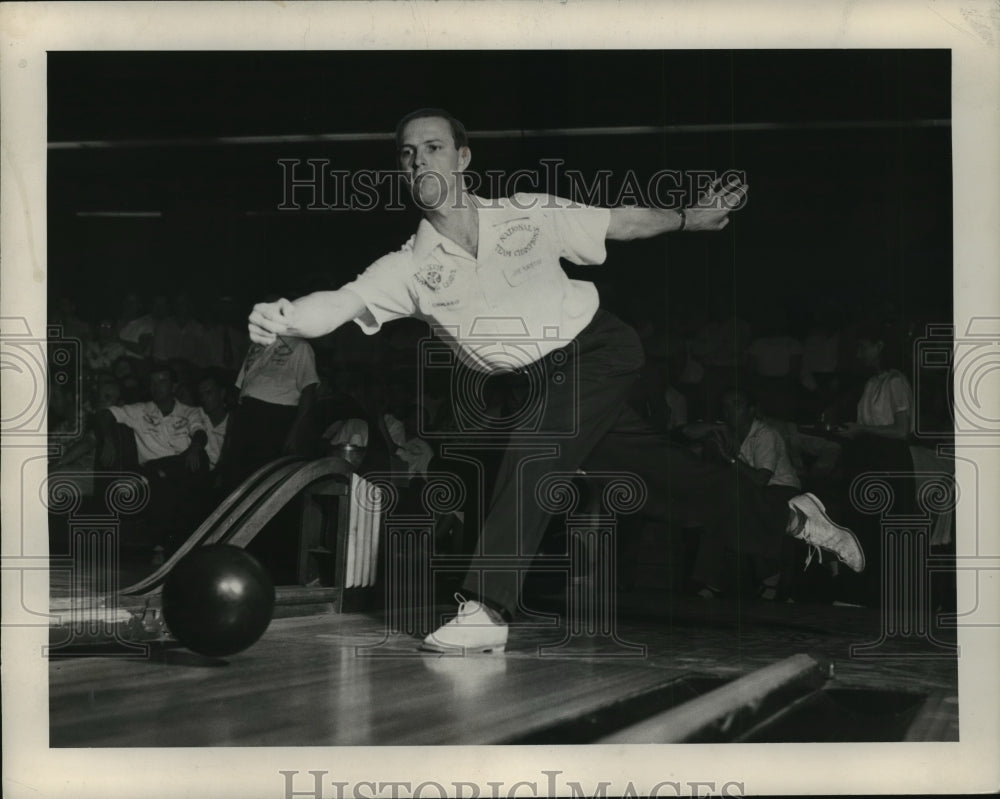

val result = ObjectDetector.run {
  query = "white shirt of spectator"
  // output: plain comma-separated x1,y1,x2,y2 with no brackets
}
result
738,418,801,489
196,410,228,470
323,414,433,477
236,337,319,407
857,369,913,428
342,193,610,373
118,315,156,358
109,400,205,465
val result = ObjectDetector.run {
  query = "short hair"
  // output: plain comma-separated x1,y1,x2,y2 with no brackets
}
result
148,363,178,384
197,368,225,389
722,386,759,412
854,320,905,370
394,108,469,151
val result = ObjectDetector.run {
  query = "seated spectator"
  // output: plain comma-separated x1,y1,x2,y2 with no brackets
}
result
222,333,319,490
51,295,92,343
828,321,917,604
50,378,123,497
111,356,143,404
686,388,862,601
115,291,157,368
799,305,842,422
691,300,751,421
153,293,209,368
85,318,128,373
196,371,231,476
95,365,210,558
744,310,802,421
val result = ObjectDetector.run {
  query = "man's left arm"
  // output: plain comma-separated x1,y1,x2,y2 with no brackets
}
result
606,178,748,241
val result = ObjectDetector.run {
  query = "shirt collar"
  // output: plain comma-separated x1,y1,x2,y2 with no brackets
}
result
411,195,487,263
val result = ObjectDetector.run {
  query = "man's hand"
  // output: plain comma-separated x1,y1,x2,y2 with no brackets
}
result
703,428,736,463
684,177,749,232
184,446,203,473
97,439,117,469
248,298,296,345
836,422,863,440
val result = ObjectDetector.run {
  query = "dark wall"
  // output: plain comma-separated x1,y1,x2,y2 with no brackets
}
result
47,50,952,327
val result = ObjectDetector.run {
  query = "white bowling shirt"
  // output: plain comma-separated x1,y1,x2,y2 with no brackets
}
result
738,418,801,489
196,410,229,470
857,369,913,428
343,193,610,373
236,337,319,407
109,400,205,465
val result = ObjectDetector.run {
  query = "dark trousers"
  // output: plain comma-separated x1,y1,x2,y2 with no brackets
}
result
830,433,916,604
459,311,748,617
691,482,800,589
140,452,211,551
222,397,297,490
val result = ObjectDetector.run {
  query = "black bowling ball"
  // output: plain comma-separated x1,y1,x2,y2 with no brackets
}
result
162,544,275,657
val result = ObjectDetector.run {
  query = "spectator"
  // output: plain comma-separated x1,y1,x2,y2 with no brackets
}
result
222,333,320,489
51,295,92,343
744,308,802,421
96,365,207,472
153,293,209,367
829,321,917,604
111,356,143,404
691,298,751,421
195,371,231,477
799,304,842,422
85,318,127,373
688,388,807,599
95,365,210,558
115,291,156,367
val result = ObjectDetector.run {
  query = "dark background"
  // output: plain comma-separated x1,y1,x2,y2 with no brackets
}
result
47,49,952,329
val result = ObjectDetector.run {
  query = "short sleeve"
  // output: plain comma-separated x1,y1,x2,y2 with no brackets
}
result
342,253,419,335
886,372,913,414
108,403,144,429
291,340,320,391
182,403,205,434
747,427,782,474
530,194,610,266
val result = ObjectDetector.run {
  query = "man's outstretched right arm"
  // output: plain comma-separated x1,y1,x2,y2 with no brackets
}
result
248,288,367,344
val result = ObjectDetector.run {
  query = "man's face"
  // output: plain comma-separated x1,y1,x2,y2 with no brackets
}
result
198,380,223,413
148,371,175,404
721,393,751,435
397,116,470,210
856,339,882,369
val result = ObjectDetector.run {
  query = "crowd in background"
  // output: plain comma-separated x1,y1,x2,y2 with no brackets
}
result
47,285,954,603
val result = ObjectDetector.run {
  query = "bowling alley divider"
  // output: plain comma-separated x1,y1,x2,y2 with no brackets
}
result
46,456,375,653
46,456,652,657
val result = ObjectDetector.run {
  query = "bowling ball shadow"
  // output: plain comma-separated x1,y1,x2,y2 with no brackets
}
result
146,640,232,668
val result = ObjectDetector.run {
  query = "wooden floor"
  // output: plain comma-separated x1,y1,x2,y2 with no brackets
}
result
49,589,959,746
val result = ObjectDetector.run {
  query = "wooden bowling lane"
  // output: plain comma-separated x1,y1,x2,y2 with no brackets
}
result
49,595,959,746
50,613,680,747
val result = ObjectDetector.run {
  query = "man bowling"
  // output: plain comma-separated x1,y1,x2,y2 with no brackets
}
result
248,108,861,654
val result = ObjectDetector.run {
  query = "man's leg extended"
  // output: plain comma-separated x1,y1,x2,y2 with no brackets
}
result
456,311,647,620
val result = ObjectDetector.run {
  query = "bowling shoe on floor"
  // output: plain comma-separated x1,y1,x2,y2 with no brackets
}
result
420,594,508,654
787,493,865,573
